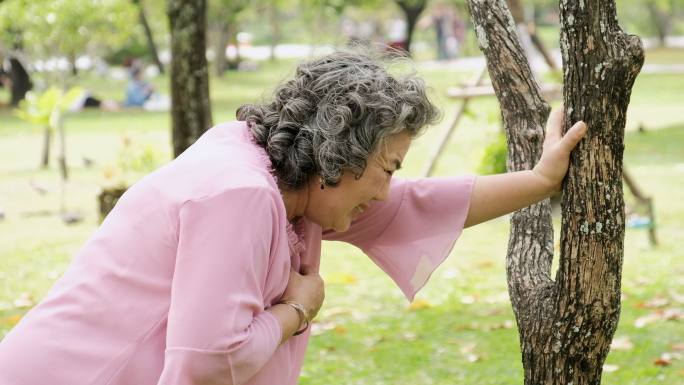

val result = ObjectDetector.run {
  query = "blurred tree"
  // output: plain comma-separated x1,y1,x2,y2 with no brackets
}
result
15,87,82,177
167,0,213,157
506,0,558,71
132,0,165,74
298,0,372,51
208,0,248,75
0,0,137,99
643,0,683,45
4,56,33,107
0,0,136,71
395,0,428,54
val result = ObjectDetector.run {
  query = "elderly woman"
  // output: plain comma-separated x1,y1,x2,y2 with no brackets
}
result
0,51,586,384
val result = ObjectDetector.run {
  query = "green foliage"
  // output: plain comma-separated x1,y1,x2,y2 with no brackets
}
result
616,0,684,37
0,0,137,60
100,135,165,188
14,87,83,130
477,132,507,175
116,137,164,175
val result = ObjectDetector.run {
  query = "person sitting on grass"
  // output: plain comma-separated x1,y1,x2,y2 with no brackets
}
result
124,63,155,108
0,49,586,385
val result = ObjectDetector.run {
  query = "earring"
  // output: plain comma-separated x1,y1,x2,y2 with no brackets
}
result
319,176,325,190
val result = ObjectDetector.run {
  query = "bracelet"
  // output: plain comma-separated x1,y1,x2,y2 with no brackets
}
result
279,300,310,336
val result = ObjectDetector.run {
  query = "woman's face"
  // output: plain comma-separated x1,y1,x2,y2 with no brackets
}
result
305,132,412,232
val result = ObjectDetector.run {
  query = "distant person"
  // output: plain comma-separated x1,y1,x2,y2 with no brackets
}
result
68,89,120,112
124,64,155,108
124,63,169,111
0,50,587,385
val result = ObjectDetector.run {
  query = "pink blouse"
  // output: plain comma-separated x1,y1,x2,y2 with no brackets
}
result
0,121,474,385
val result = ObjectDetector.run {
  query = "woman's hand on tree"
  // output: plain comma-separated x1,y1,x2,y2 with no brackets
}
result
532,106,587,193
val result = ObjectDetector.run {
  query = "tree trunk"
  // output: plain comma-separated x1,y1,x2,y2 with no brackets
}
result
647,3,670,47
506,0,558,71
56,114,68,181
41,126,51,168
68,51,78,76
467,0,644,384
135,0,165,74
8,57,32,106
215,20,230,76
268,2,280,62
395,0,427,54
167,0,213,158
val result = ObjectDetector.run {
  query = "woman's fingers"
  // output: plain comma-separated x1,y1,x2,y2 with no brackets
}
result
561,121,588,153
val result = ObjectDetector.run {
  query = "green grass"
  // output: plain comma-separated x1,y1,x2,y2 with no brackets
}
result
1,51,684,384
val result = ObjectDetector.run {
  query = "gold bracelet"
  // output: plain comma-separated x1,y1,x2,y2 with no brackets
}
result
279,300,310,336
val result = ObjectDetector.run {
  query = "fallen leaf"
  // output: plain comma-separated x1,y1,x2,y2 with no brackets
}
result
1,314,22,327
402,332,417,341
459,342,476,354
459,343,481,363
482,308,504,317
461,295,477,305
672,343,684,352
362,336,385,347
636,296,669,309
654,353,672,367
333,325,347,334
408,299,433,311
322,307,352,317
325,273,358,285
663,308,684,321
465,353,481,363
635,313,660,328
603,364,619,373
310,321,342,336
610,336,634,351
484,292,509,304
634,308,683,328
634,276,652,287
13,293,34,309
481,320,515,331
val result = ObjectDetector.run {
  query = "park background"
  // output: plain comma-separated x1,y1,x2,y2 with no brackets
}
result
0,0,683,384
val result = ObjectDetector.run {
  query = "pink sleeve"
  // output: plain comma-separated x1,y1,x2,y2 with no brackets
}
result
157,187,282,385
323,176,475,301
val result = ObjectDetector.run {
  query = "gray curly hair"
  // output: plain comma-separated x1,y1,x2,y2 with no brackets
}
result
236,50,440,191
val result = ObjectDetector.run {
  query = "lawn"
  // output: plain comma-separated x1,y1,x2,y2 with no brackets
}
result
1,48,683,384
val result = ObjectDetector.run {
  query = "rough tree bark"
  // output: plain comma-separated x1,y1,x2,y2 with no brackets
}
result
466,0,644,384
167,0,213,158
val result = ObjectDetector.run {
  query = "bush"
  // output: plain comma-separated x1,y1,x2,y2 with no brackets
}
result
477,132,507,175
